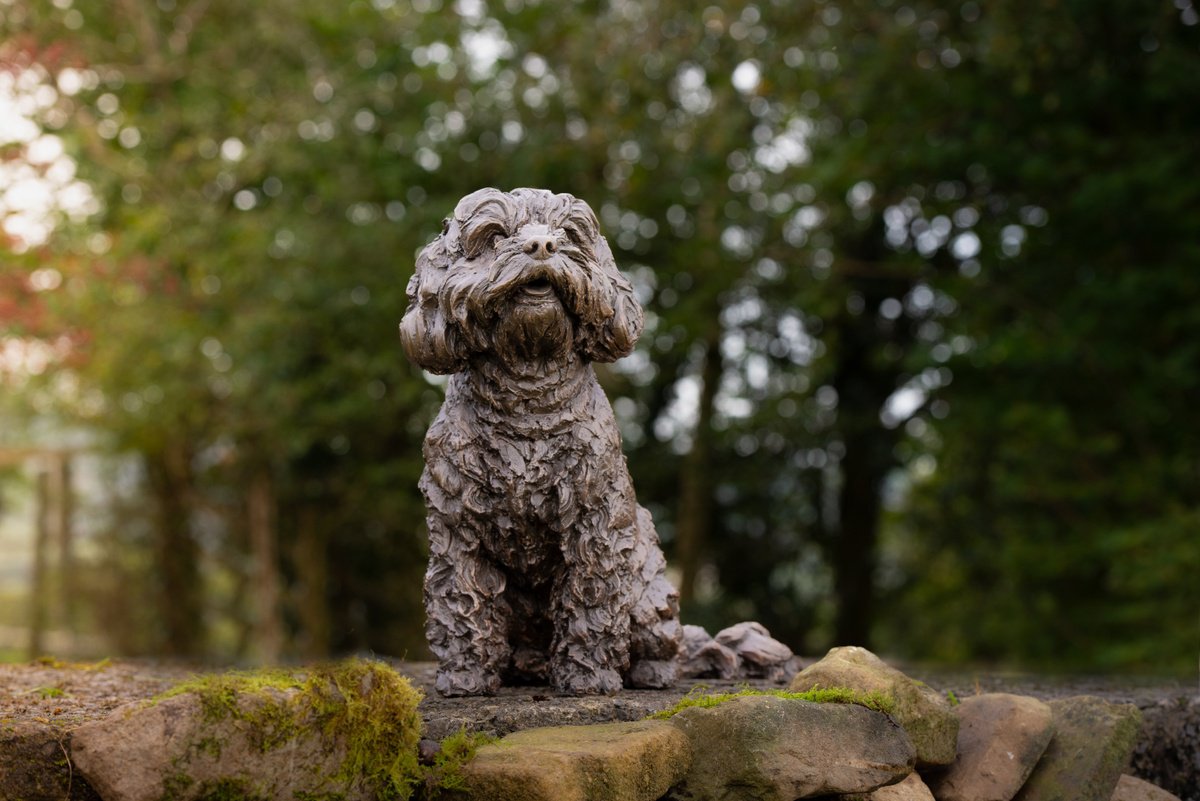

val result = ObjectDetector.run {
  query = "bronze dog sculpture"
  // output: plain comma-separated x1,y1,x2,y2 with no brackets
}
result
400,187,682,696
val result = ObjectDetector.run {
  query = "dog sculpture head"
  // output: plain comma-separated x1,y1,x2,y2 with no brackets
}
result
400,188,644,373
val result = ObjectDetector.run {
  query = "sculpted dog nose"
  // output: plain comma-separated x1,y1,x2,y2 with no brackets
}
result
522,235,557,260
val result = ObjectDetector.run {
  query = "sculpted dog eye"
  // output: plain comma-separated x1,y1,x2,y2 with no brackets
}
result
562,225,584,246
465,222,507,256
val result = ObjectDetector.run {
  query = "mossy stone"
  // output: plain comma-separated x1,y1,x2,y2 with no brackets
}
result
69,659,423,801
789,646,959,766
1013,696,1142,801
667,694,914,801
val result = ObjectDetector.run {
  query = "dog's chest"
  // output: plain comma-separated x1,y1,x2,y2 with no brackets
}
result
480,427,587,523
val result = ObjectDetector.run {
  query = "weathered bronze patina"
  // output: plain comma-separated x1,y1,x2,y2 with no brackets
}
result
400,187,682,697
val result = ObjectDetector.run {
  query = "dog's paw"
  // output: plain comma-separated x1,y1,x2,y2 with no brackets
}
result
435,667,501,697
552,666,623,696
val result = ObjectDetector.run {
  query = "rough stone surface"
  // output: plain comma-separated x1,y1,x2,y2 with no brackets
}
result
400,187,681,697
844,773,937,801
456,720,690,801
1111,774,1183,801
666,694,915,800
0,659,188,801
70,692,368,801
924,693,1055,801
713,622,795,681
1129,697,1200,801
0,721,102,801
1013,696,1142,801
1,661,1195,801
790,646,959,767
679,625,738,680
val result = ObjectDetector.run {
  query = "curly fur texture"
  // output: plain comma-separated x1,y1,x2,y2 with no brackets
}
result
400,188,682,696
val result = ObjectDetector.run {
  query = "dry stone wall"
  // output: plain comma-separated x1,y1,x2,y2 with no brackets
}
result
0,654,1193,801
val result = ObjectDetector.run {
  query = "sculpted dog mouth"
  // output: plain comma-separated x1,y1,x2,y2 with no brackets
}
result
520,277,556,299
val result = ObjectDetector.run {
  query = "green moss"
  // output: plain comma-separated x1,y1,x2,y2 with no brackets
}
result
194,778,267,801
293,792,347,801
418,729,497,796
162,772,194,801
306,659,423,800
648,686,896,719
193,736,223,759
158,668,304,732
34,686,64,699
946,690,960,707
32,655,111,671
154,658,424,801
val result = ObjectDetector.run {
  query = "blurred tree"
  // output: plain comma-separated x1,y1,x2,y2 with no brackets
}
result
871,0,1200,671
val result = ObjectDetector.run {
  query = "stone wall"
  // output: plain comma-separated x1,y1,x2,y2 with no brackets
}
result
0,656,1194,801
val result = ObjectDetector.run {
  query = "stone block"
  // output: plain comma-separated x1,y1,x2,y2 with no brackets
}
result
457,720,691,801
1013,696,1141,801
667,694,915,800
925,693,1055,801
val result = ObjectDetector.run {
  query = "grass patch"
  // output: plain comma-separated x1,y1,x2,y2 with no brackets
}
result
649,685,896,719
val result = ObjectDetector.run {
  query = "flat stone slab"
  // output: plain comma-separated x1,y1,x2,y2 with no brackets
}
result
1014,696,1142,801
925,693,1055,801
457,720,690,801
667,694,915,800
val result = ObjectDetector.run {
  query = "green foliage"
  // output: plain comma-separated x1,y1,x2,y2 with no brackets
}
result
649,685,895,719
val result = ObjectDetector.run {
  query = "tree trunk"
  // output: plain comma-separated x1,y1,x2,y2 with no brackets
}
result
248,469,283,663
50,454,76,641
828,227,912,647
676,327,722,605
144,443,204,658
291,506,330,659
27,469,51,659
831,424,894,646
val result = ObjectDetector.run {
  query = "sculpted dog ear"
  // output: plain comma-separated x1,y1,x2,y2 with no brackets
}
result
400,234,469,375
454,187,515,230
579,230,646,363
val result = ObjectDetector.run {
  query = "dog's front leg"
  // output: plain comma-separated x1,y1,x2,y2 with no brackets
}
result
424,514,511,696
549,508,638,695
